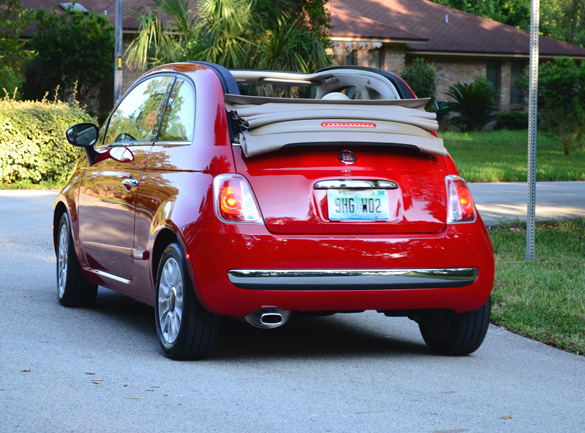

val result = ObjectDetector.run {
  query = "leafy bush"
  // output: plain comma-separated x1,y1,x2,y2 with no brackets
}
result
446,77,497,132
537,57,585,155
0,98,94,185
0,66,25,100
401,58,437,105
494,112,528,130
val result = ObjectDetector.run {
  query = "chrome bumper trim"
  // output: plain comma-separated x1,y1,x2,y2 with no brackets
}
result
228,268,478,290
314,179,398,190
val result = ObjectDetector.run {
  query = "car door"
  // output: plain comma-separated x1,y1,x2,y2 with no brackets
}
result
77,75,175,286
130,76,200,300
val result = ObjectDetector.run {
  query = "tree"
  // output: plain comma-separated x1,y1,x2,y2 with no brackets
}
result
429,0,530,28
430,0,584,48
541,0,585,48
535,57,585,155
22,5,114,101
126,0,332,72
0,0,32,97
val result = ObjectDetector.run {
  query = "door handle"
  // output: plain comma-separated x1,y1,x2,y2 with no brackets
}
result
122,178,140,188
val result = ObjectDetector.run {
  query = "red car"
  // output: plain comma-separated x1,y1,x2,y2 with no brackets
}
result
54,62,494,359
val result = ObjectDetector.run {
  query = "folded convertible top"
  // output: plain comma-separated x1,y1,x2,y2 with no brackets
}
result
224,94,447,158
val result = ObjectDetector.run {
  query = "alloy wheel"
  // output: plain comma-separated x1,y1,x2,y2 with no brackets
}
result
57,223,69,298
157,257,184,345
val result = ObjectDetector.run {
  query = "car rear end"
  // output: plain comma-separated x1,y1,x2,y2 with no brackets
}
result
187,67,494,322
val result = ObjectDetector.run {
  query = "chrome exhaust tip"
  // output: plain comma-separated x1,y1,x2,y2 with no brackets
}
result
245,308,291,329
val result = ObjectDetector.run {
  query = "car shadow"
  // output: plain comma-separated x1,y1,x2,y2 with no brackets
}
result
91,289,155,338
89,289,430,360
211,315,430,361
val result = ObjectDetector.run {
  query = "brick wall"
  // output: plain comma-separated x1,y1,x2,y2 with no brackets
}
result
419,56,486,102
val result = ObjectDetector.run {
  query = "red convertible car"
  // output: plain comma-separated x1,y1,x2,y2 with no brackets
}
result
54,62,494,359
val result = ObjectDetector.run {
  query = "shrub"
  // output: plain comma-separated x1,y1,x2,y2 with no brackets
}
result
446,76,497,132
401,58,437,108
0,66,24,100
537,57,585,155
494,112,528,130
0,98,94,185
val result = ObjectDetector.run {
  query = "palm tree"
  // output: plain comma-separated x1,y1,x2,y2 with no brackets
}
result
126,0,331,72
446,77,497,132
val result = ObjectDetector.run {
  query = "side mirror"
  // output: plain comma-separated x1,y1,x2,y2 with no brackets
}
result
66,123,99,147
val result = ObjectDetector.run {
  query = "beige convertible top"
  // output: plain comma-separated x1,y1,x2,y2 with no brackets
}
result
225,94,447,158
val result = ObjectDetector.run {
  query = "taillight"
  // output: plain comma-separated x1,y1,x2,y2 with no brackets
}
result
446,175,476,223
214,174,263,224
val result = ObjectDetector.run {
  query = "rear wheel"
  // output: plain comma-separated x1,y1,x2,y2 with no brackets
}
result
155,242,220,360
418,298,491,356
56,213,98,307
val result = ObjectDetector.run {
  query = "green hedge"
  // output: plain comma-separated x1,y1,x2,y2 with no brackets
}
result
0,99,94,184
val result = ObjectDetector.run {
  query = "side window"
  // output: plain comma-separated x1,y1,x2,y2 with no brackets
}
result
158,78,196,143
104,75,174,145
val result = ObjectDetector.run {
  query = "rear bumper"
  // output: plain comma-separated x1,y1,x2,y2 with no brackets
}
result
181,218,494,317
228,267,478,290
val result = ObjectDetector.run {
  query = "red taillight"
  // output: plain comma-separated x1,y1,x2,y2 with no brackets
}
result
321,122,376,128
446,175,476,223
220,185,242,216
214,174,263,224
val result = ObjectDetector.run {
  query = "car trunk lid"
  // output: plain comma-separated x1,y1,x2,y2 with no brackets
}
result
226,95,449,235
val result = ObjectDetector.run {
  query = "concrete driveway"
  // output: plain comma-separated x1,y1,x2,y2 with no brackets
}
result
1,186,584,433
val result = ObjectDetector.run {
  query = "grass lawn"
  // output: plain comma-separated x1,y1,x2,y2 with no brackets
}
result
443,130,585,182
488,219,585,355
442,130,585,355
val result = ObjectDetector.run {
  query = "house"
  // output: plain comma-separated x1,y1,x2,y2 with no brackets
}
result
329,0,585,111
20,0,585,112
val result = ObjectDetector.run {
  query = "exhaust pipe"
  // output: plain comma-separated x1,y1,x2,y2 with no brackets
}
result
245,308,291,329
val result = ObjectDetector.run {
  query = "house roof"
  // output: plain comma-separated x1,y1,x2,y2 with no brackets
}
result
330,0,585,59
20,0,585,59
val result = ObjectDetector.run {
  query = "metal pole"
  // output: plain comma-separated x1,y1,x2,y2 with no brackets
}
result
526,0,540,261
114,0,123,103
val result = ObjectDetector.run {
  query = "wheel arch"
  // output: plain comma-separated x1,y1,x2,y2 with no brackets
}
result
151,228,179,284
150,225,210,311
53,201,68,255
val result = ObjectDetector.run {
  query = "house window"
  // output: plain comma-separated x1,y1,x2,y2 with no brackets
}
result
510,61,525,106
368,49,382,69
486,60,501,106
345,50,356,65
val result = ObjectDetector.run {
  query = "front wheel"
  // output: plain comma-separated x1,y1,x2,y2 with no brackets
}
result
56,212,98,307
154,242,221,360
418,298,491,356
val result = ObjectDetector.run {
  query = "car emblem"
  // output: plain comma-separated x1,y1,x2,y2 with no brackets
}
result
338,150,356,165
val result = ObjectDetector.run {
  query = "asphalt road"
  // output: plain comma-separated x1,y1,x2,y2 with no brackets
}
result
1,187,584,433
469,181,585,226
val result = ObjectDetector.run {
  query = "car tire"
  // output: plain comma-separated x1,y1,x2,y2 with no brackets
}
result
155,242,221,360
56,213,98,307
418,297,491,356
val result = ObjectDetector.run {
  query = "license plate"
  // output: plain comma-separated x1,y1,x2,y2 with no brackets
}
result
327,190,390,221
